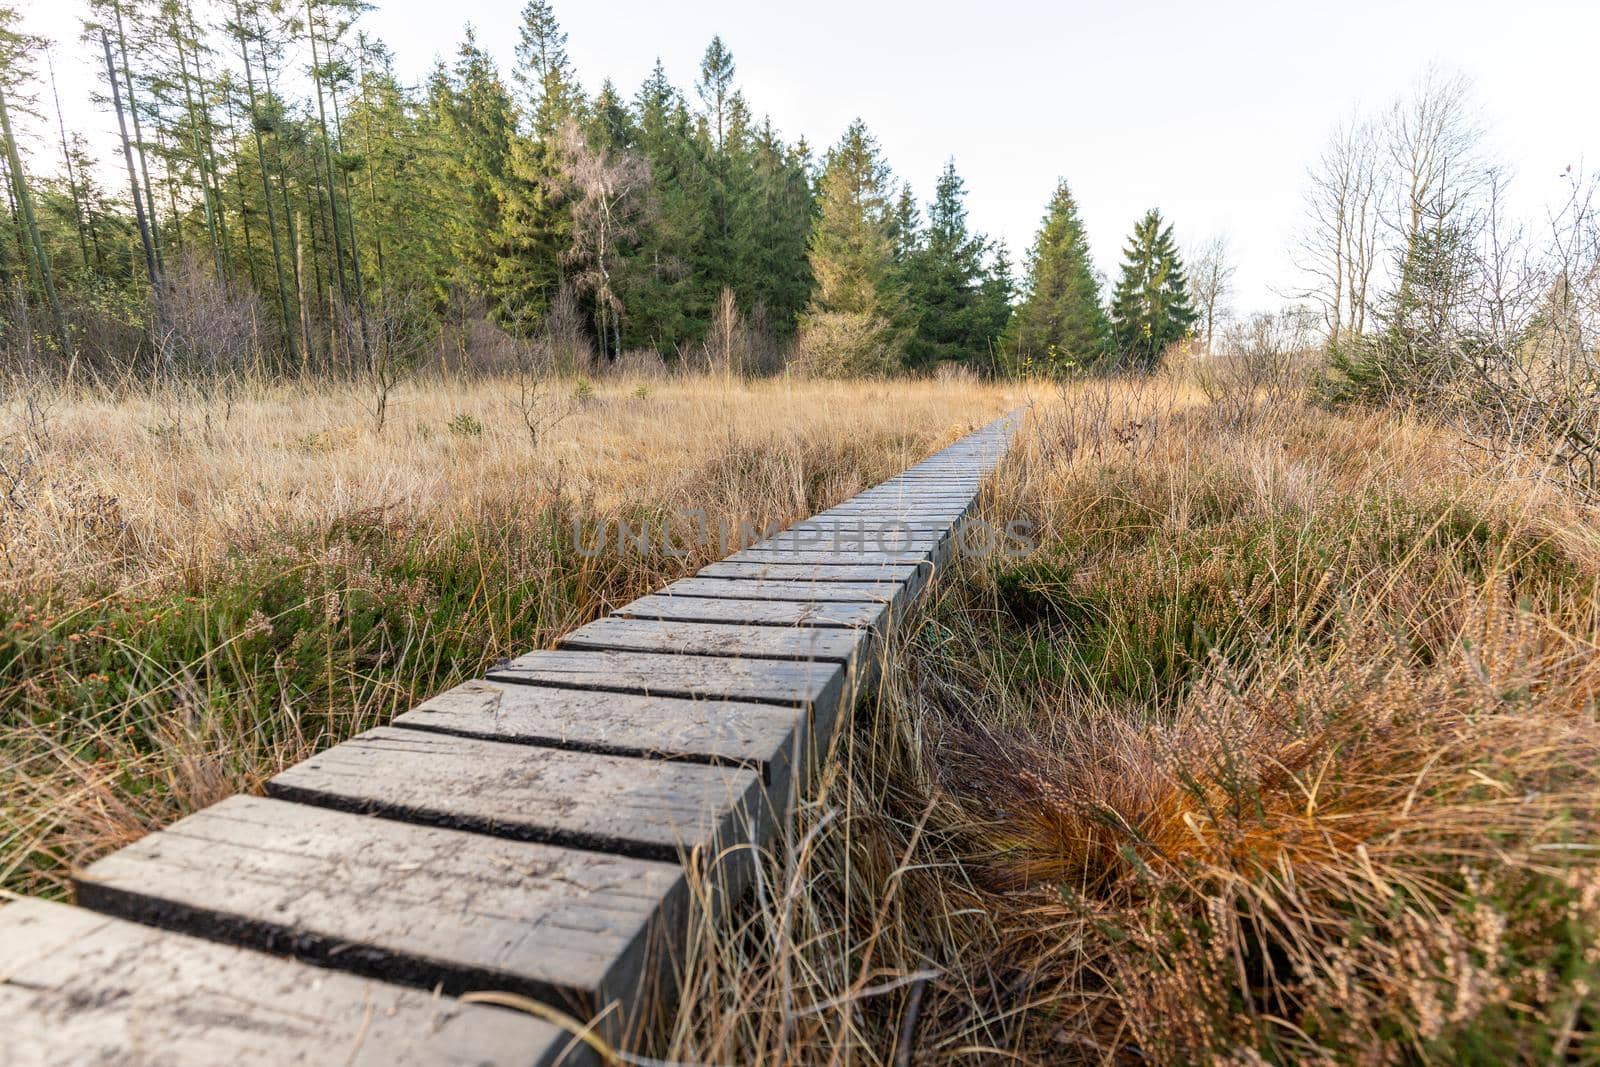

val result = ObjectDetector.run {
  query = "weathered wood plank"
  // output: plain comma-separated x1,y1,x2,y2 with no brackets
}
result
396,677,799,765
659,576,906,604
0,898,574,1067
560,616,868,667
698,560,919,583
872,483,982,492
848,489,976,498
618,594,889,629
817,502,971,516
807,510,969,524
488,649,845,711
784,518,952,533
75,795,684,1040
268,726,766,866
758,529,944,549
392,678,809,813
727,548,932,565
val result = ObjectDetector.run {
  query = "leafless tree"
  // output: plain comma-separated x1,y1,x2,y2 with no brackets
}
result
1187,234,1236,354
358,287,429,434
1458,169,1599,495
1383,66,1491,253
693,287,783,377
556,119,652,367
1295,113,1381,344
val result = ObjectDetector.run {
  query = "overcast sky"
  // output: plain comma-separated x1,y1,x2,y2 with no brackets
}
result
20,0,1600,315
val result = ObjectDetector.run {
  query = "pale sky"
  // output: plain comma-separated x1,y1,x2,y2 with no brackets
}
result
18,0,1600,315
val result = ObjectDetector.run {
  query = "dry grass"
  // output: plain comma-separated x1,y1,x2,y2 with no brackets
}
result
667,376,1600,1064
0,374,1015,596
0,373,1018,898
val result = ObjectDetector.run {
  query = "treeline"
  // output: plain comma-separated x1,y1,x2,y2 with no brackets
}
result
0,0,1214,383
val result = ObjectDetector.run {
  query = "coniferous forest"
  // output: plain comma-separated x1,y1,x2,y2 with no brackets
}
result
0,0,1201,382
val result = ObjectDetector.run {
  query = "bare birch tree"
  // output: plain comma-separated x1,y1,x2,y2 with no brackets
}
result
1382,65,1490,254
556,117,651,366
1187,233,1235,354
1295,114,1381,345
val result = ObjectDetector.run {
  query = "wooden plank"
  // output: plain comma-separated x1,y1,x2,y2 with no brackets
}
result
698,561,919,583
395,677,801,766
848,489,975,499
0,897,573,1067
759,527,945,545
871,485,980,493
75,795,684,1040
618,594,889,629
807,510,968,523
268,726,767,866
784,518,952,533
392,679,809,814
817,502,971,516
752,538,943,557
727,548,932,565
879,471,986,478
560,616,868,667
484,648,855,808
488,649,845,711
659,576,906,604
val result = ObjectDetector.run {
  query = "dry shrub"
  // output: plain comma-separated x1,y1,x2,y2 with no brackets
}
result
436,310,525,377
933,361,982,385
611,347,670,378
791,310,904,378
150,252,273,379
691,287,787,377
537,283,597,376
1192,309,1320,428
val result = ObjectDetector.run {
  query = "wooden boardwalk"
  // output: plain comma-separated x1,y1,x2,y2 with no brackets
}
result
2,413,1017,1065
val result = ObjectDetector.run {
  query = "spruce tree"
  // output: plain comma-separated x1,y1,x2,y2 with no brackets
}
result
902,160,1003,368
625,59,711,350
1006,178,1109,373
440,30,517,307
695,36,737,253
797,118,908,376
974,239,1015,372
512,0,581,144
1109,208,1194,371
731,119,812,336
494,0,580,328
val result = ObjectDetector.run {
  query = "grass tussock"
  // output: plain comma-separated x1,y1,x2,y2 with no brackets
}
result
0,374,1017,899
669,378,1600,1064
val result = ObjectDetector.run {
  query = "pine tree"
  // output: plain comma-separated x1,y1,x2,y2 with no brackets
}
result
440,29,517,307
493,0,580,328
796,118,907,376
512,0,580,144
0,8,72,360
1326,219,1478,404
974,239,1015,373
731,119,812,337
902,160,1003,368
1109,208,1194,371
691,36,751,302
1007,178,1108,373
625,58,710,351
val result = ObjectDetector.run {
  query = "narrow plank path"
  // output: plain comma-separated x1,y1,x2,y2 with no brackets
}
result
3,411,1017,1065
